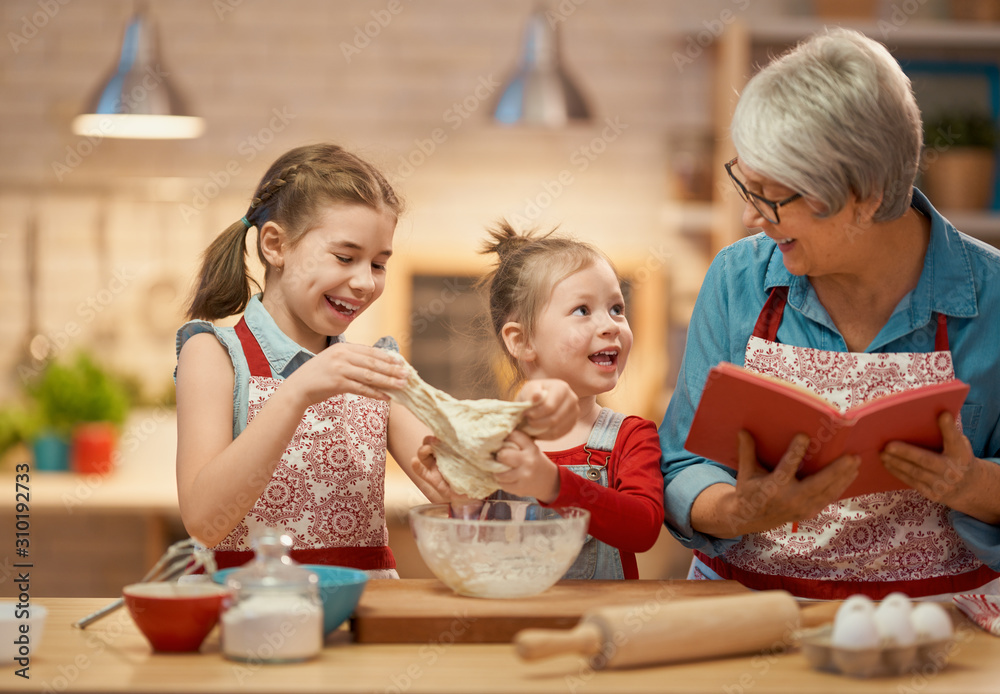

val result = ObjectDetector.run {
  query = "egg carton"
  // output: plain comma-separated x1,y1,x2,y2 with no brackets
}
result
799,624,955,678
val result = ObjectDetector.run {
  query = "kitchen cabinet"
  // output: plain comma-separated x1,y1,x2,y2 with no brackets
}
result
689,17,1000,254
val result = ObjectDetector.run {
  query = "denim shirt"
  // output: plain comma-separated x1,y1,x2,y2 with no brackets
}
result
658,189,1000,569
175,294,345,438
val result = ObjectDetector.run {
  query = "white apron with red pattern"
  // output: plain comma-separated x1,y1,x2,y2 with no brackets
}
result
696,287,999,599
213,318,396,576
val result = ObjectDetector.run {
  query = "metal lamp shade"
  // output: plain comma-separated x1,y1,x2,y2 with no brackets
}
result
71,7,204,139
493,8,591,127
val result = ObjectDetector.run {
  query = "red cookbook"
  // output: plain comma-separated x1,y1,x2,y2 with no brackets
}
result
683,362,970,499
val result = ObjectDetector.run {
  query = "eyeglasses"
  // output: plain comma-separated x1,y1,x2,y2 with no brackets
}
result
724,157,803,224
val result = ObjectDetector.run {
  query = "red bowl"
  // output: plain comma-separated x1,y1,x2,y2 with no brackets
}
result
123,582,229,652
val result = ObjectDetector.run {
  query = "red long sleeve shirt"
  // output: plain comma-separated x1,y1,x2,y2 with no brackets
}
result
541,416,665,579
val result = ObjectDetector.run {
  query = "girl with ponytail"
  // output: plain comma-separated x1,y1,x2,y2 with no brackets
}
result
175,144,577,576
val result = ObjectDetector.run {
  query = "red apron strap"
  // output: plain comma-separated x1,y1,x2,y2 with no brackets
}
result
751,286,788,342
753,291,950,353
694,551,999,600
235,316,273,378
934,313,949,352
213,545,396,571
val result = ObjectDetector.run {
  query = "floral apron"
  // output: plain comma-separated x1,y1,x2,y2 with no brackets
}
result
695,287,999,599
213,318,396,576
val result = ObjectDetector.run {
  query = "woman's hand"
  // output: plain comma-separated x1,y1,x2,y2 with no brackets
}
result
881,412,1000,523
692,431,861,538
493,430,561,503
515,379,579,440
286,343,408,406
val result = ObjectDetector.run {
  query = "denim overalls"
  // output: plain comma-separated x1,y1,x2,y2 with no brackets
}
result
493,407,626,580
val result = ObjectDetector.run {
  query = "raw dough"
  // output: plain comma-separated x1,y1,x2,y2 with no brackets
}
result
389,358,531,498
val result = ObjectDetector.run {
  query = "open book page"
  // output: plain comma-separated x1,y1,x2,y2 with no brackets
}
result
711,362,838,411
684,362,970,499
685,362,849,470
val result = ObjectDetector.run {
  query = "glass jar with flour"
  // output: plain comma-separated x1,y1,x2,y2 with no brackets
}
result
220,529,322,663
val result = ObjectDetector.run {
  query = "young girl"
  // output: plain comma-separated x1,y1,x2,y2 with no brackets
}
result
175,144,575,578
418,221,664,579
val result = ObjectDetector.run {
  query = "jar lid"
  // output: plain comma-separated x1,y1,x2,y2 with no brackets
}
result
224,529,319,595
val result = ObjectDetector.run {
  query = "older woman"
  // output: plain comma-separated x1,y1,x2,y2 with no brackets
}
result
659,28,1000,599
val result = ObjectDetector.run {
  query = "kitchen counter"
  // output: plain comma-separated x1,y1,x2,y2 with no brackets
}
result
6,591,1000,694
0,409,439,596
0,409,427,518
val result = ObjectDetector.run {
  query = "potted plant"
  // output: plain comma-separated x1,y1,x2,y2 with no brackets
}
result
0,406,33,466
922,112,999,211
24,352,132,474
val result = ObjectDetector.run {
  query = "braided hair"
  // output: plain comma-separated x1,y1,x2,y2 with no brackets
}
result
186,143,402,320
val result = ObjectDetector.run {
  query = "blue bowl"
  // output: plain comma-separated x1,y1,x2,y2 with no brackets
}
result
212,564,368,635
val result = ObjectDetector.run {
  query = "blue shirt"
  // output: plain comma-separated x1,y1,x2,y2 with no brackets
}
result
658,189,1000,569
175,294,370,438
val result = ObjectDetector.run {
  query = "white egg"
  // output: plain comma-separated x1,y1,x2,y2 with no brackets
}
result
910,602,954,641
831,605,880,649
833,595,874,631
839,594,876,615
881,592,913,611
874,600,917,647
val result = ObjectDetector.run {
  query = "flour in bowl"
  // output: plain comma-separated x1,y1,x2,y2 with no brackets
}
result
417,522,584,598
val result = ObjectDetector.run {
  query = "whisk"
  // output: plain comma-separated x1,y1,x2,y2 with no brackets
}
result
73,538,217,629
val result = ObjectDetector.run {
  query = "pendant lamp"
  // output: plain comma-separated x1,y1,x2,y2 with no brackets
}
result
493,4,592,127
71,4,204,139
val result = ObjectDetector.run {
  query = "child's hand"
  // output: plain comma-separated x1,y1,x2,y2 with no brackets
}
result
494,430,561,503
410,436,473,504
515,379,579,440
288,343,408,405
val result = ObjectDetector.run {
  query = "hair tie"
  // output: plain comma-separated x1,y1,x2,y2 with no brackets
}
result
240,216,251,230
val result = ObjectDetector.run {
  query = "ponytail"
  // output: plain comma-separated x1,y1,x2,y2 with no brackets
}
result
186,143,402,322
186,217,259,320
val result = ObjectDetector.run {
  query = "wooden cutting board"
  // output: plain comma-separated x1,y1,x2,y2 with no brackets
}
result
351,579,751,643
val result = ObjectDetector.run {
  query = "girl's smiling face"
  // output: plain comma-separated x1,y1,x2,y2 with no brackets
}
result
262,202,395,353
519,260,632,398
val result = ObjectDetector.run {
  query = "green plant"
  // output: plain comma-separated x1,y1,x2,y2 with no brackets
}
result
924,112,1000,150
0,406,31,457
25,352,132,437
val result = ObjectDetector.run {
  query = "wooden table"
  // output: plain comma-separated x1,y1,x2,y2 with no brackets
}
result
4,594,1000,693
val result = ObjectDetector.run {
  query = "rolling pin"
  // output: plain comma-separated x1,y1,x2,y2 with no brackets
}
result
515,590,834,669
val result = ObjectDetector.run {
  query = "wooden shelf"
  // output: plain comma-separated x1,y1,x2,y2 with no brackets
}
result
939,209,1000,245
701,19,1000,250
733,17,1000,51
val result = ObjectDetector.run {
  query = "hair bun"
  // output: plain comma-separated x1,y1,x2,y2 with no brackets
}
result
480,218,549,261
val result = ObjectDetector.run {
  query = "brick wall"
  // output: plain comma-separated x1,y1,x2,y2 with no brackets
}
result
0,0,799,402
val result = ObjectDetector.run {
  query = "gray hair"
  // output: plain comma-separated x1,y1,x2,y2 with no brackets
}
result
731,28,921,222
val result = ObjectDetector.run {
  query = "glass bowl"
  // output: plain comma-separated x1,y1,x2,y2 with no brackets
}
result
409,501,590,599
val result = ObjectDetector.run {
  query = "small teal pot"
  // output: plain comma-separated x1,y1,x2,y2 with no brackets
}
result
32,431,70,472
